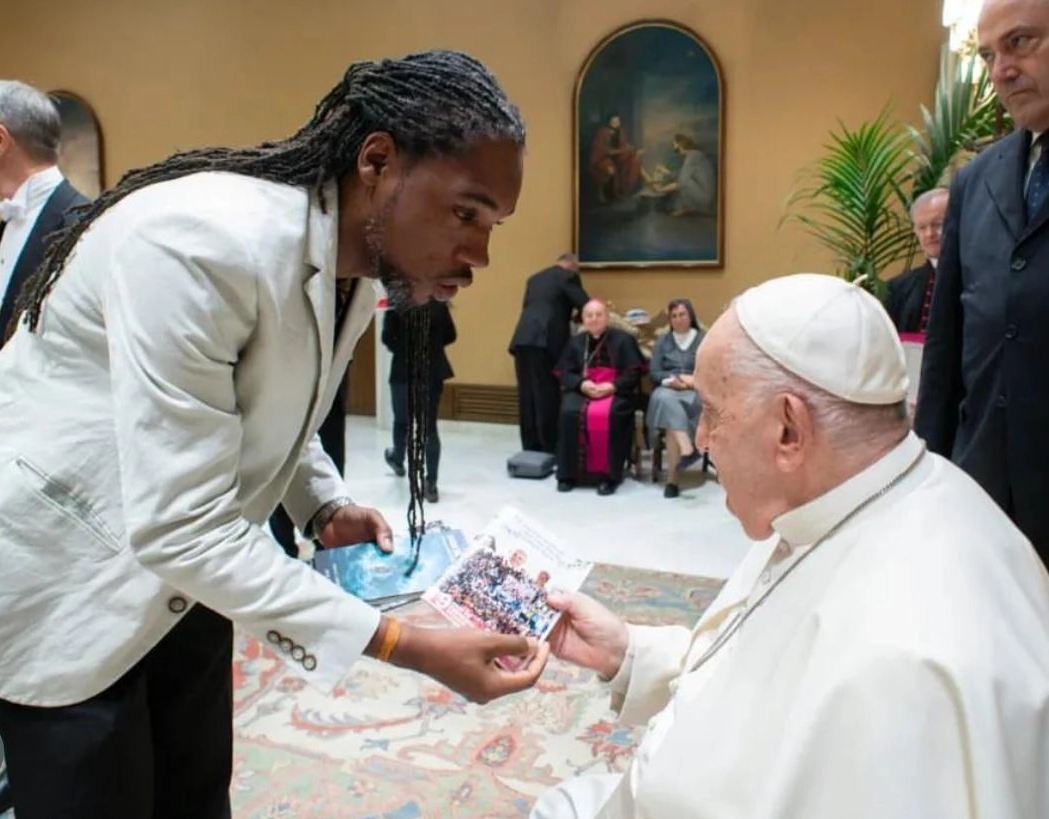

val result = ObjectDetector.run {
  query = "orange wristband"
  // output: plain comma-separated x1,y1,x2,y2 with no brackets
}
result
377,619,402,663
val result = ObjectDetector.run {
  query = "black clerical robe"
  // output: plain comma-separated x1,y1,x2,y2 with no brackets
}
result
555,327,645,483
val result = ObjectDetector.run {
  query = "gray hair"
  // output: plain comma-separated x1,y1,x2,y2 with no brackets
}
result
909,186,949,220
728,316,909,452
0,80,61,164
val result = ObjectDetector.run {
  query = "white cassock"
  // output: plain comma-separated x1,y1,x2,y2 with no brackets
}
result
532,432,1049,818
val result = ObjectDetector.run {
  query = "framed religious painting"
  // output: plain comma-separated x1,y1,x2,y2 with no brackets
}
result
574,21,725,268
49,90,104,200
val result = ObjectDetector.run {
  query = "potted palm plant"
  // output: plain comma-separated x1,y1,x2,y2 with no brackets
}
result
785,44,1007,300
784,108,913,301
910,43,1007,195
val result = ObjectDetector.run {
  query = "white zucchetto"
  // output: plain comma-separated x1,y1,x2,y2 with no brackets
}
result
734,273,908,405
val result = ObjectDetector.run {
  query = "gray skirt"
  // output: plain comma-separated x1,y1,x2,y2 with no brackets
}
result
647,385,700,439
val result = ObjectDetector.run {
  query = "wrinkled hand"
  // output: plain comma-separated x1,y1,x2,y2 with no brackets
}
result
318,505,394,552
581,380,599,399
546,591,629,679
401,625,550,704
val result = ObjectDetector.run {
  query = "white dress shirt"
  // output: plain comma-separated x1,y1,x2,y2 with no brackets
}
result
0,166,64,302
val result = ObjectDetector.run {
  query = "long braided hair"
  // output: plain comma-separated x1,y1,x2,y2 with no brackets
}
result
403,307,432,572
14,49,525,563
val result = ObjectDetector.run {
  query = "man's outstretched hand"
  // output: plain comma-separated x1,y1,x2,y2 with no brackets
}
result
389,623,551,704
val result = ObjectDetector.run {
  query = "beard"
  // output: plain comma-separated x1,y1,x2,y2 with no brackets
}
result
363,201,471,314
363,207,420,314
376,255,416,314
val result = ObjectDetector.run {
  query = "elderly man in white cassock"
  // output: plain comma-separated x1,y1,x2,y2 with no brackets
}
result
531,273,1049,819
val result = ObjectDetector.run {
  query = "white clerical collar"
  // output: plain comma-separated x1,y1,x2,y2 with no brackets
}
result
1,165,63,222
772,431,925,548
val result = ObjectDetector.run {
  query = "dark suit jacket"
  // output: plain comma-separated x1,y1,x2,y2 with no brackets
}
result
885,261,934,333
382,300,456,384
915,129,1049,559
508,264,589,360
0,179,89,343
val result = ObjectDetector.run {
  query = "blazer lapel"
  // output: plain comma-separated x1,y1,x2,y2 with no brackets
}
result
984,131,1028,242
300,183,337,432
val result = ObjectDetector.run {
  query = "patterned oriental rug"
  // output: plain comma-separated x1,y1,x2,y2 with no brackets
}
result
231,564,723,819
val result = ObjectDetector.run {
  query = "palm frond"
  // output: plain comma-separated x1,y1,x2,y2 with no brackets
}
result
782,50,1010,297
910,43,1006,196
785,108,915,284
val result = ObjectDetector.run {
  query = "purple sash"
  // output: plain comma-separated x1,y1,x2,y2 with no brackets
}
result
585,365,617,474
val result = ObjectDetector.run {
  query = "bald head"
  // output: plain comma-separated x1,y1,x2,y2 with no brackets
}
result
556,252,579,271
910,187,949,218
581,299,608,336
911,188,949,262
978,0,1049,131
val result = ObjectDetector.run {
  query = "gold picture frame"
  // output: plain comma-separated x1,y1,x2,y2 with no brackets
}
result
574,20,725,269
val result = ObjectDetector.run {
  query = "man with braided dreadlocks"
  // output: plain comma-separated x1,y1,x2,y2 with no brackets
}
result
0,50,548,819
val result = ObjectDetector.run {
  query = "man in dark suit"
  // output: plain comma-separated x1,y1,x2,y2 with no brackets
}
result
0,80,88,815
0,80,88,346
885,187,948,333
509,253,589,453
915,0,1049,569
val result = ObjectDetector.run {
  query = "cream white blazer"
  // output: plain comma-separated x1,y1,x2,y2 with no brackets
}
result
0,172,382,706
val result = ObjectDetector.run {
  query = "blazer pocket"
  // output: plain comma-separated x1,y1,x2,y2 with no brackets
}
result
14,456,122,554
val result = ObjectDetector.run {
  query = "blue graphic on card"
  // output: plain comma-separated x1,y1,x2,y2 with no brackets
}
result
313,522,467,602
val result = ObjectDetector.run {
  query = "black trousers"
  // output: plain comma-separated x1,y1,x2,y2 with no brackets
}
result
269,379,348,557
0,606,233,819
513,347,560,453
390,380,444,483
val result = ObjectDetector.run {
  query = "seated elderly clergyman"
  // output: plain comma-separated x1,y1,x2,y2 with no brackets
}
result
532,273,1049,819
555,300,645,496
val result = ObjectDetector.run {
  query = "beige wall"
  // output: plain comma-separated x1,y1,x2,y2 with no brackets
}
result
1,0,943,385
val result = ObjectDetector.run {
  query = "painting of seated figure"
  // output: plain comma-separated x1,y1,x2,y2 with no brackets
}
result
574,21,724,268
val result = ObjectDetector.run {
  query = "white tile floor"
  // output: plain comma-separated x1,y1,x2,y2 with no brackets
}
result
341,416,753,581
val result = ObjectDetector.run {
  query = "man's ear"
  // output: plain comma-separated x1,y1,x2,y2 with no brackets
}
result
777,393,810,469
356,132,398,189
0,124,12,161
